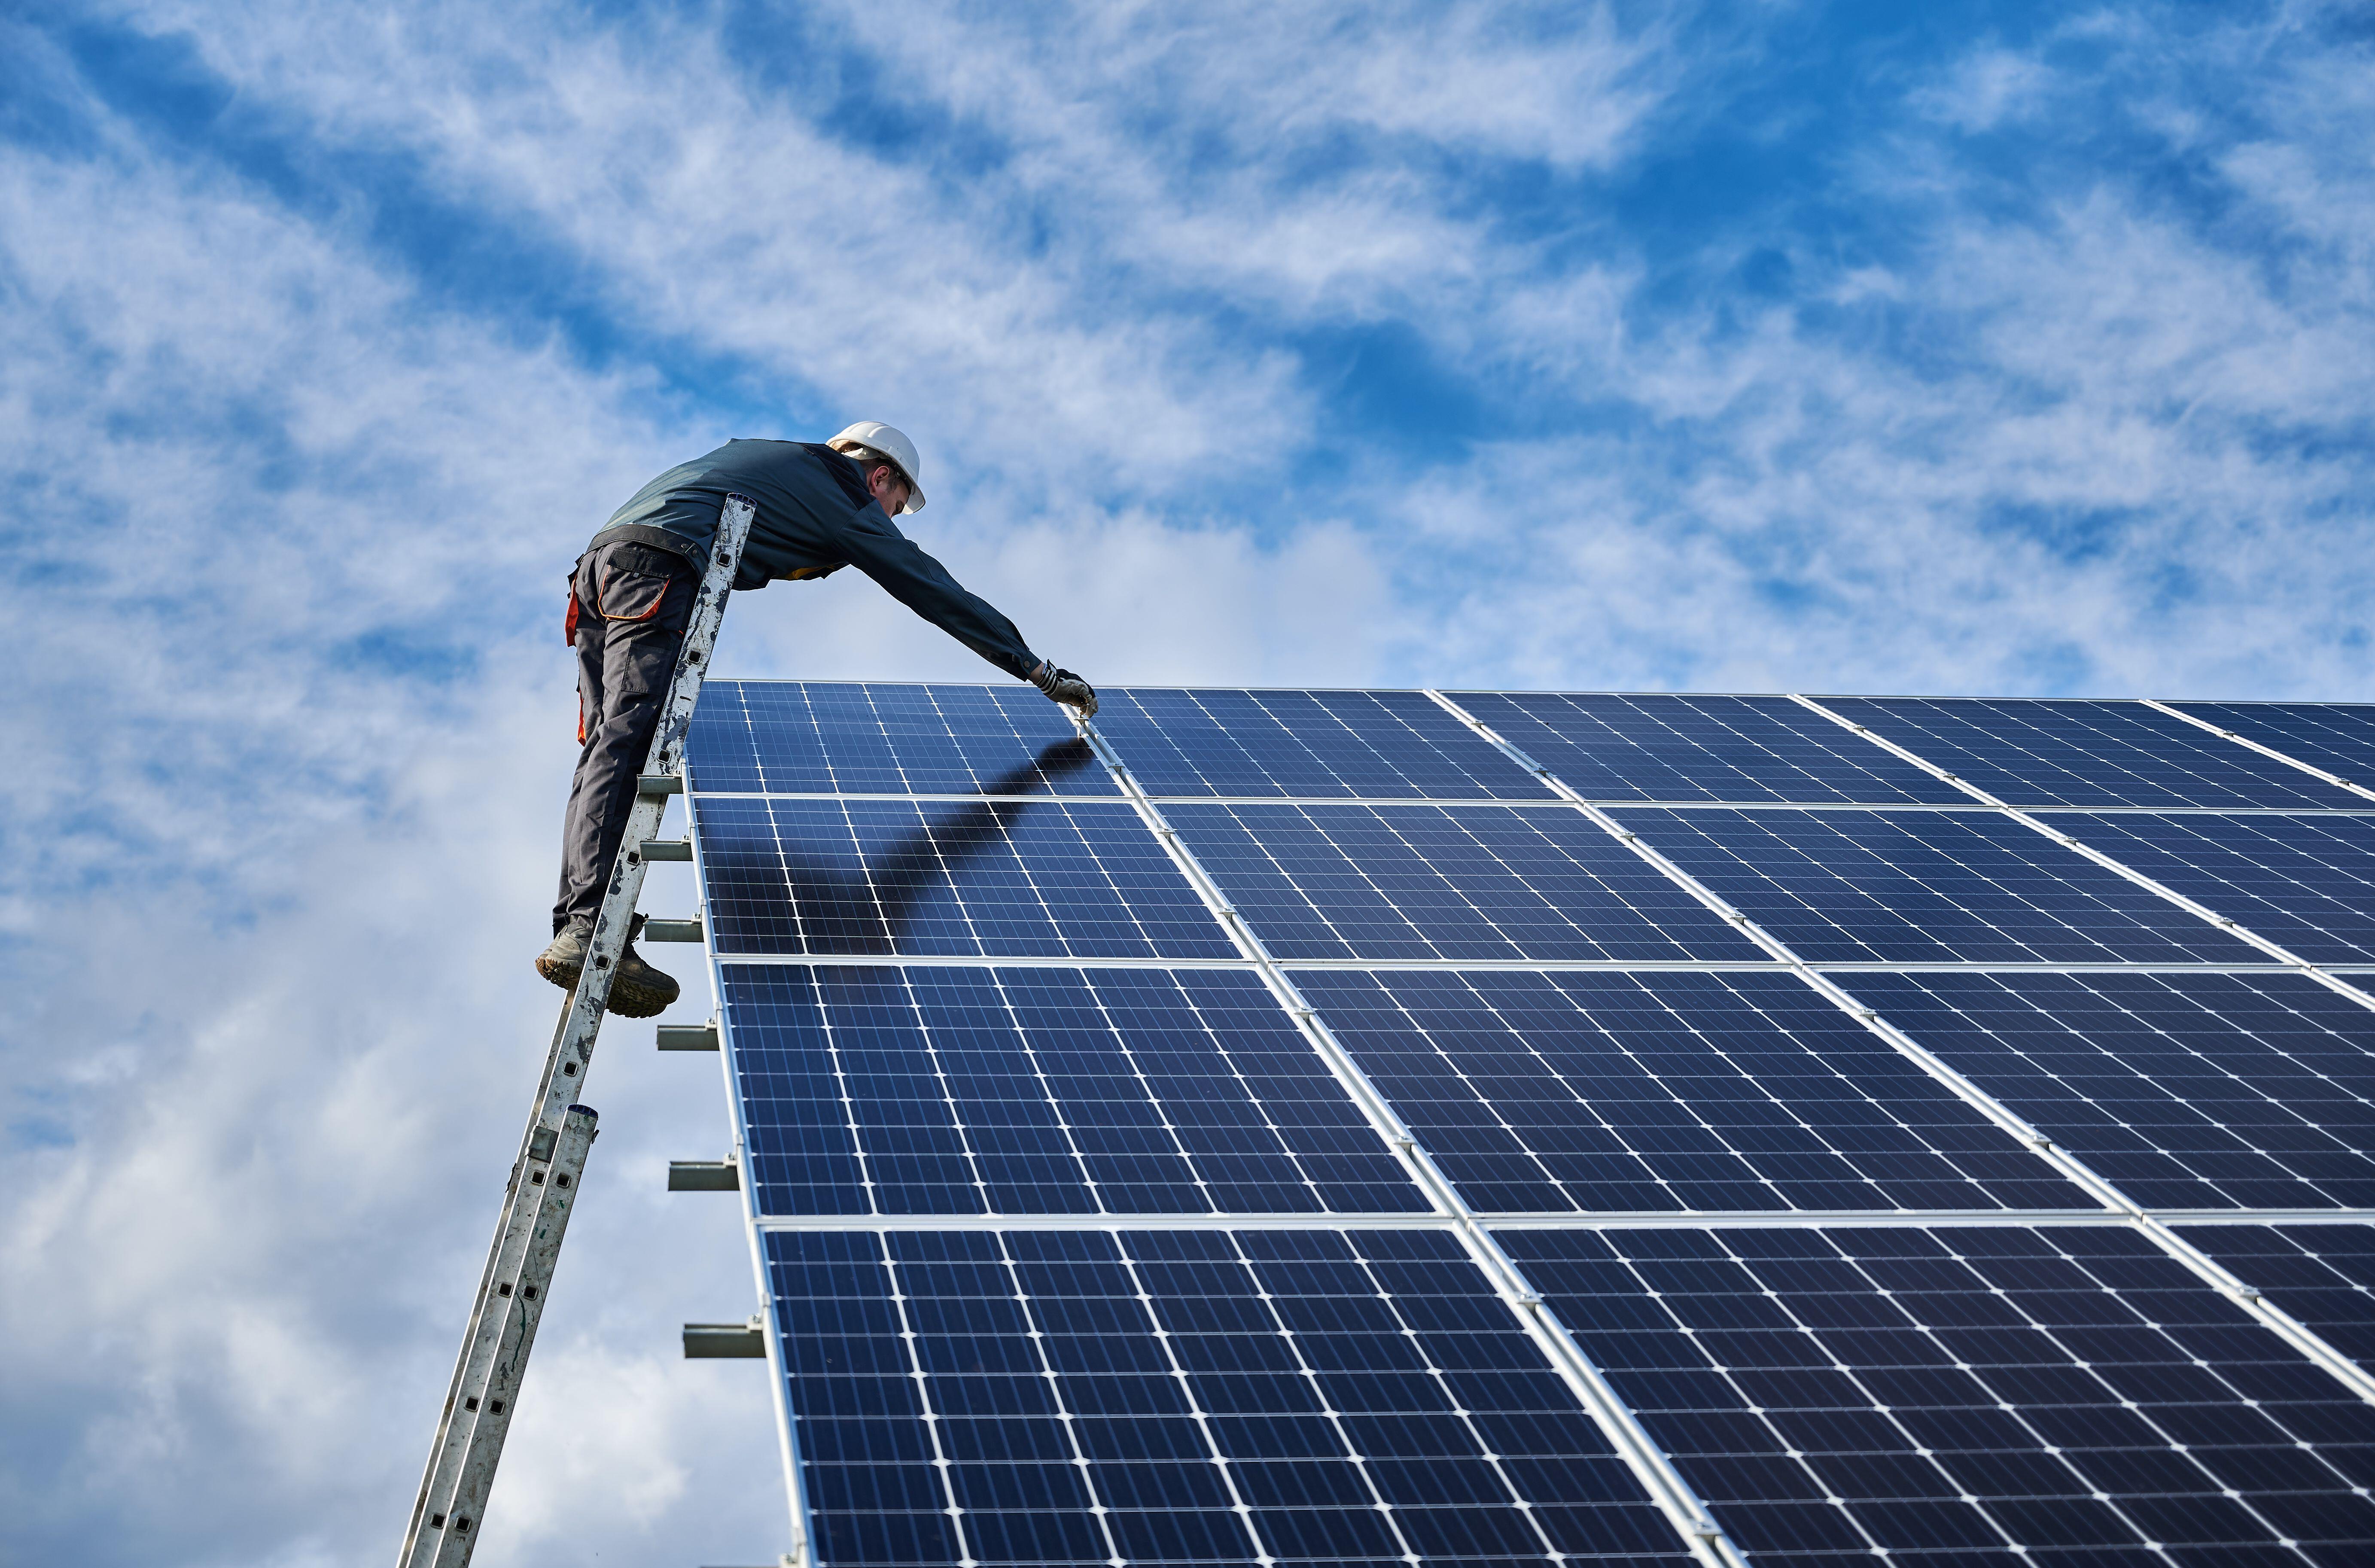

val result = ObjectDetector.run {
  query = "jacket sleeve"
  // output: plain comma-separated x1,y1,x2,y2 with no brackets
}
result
830,510,1041,680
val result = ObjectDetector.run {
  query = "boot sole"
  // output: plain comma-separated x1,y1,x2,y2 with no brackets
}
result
535,953,584,990
606,970,679,1018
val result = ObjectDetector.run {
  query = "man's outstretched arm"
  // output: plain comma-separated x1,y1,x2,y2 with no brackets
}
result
834,509,1098,715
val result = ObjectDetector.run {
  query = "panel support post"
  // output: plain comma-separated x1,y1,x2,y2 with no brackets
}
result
396,495,756,1568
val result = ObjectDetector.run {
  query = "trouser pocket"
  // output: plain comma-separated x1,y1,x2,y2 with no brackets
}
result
570,541,695,739
599,565,675,621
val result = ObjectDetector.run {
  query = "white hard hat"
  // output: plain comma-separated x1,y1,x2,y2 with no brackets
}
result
827,420,926,514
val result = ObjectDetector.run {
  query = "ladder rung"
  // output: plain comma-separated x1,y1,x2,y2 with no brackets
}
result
683,1321,766,1359
636,774,684,796
639,838,693,862
668,1160,740,1191
643,917,704,942
657,1022,720,1051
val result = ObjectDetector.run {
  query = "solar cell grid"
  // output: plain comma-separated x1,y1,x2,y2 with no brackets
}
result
1614,805,2267,964
2171,702,2375,793
1295,969,2093,1215
1169,802,1766,963
724,965,1427,1216
695,796,1235,959
686,680,1116,796
2186,1225,2375,1374
1820,695,2363,809
1845,970,2375,1209
1093,688,1555,800
2037,811,2375,964
770,1227,1696,1568
1504,1224,2375,1563
681,679,2375,1568
1445,692,1967,805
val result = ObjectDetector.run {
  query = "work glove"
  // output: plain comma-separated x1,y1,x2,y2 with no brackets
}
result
1031,662,1099,719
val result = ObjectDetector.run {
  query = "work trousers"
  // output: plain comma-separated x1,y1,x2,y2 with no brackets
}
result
553,539,697,933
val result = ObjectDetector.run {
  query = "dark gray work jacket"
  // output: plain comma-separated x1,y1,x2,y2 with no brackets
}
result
586,439,1040,681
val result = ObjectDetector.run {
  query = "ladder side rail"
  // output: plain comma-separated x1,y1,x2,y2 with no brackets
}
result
424,1106,599,1562
398,496,755,1567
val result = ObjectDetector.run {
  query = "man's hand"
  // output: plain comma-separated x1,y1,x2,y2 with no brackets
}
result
1031,661,1099,719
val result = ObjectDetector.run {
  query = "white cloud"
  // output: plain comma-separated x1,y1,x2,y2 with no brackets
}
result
110,0,1694,489
1912,45,2058,132
109,0,1322,488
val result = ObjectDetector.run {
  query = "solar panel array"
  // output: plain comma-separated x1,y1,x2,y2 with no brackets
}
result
680,683,2375,1568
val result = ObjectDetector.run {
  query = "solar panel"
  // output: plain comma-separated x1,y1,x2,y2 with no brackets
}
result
1613,806,2268,963
1844,970,2375,1209
2186,1224,2375,1370
1446,691,1968,804
722,965,1427,1216
2032,811,2375,963
1818,696,2365,809
668,682,2375,1568
769,1227,1696,1568
1093,688,1555,800
688,680,1118,796
2171,702,2375,793
694,796,1236,959
1504,1225,2375,1562
1291,968,2092,1213
1166,802,1766,962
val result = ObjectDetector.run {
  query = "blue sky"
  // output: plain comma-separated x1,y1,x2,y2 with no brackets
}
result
5,2,2372,1564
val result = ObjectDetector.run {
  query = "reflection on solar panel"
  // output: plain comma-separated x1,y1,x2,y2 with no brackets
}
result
1821,695,2365,809
695,796,1235,959
2187,1225,2375,1370
1843,970,2375,1209
675,683,2375,1568
1094,688,1555,799
772,1227,1696,1568
1169,802,1765,962
2173,702,2375,792
1293,969,2091,1213
722,965,1426,1216
1449,691,1967,804
688,680,1118,795
1505,1226,2375,1562
2035,812,2375,963
1614,806,2267,963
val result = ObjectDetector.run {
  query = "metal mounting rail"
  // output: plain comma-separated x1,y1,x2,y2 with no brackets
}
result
396,495,755,1567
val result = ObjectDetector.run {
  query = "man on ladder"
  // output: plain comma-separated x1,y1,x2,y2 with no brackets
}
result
536,420,1100,1015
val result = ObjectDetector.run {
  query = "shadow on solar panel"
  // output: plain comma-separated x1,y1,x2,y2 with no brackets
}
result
697,755,1234,959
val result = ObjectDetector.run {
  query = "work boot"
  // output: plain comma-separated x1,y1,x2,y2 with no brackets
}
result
533,916,681,1017
608,914,681,1019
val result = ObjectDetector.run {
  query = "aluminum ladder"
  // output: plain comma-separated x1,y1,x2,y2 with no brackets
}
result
396,495,756,1567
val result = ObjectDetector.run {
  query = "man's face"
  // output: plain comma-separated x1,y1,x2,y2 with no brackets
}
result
867,463,912,518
